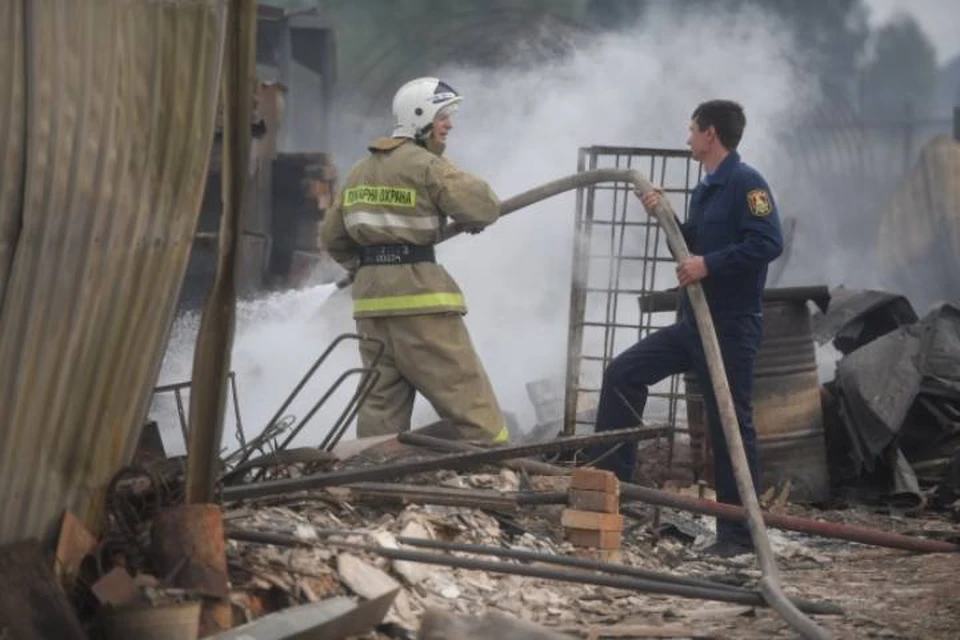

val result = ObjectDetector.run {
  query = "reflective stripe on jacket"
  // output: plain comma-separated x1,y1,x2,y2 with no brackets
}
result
321,137,500,318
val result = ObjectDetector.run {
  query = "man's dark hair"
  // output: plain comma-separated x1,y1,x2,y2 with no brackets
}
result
691,100,746,150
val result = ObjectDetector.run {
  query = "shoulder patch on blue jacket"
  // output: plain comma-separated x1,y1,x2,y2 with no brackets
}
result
746,188,772,217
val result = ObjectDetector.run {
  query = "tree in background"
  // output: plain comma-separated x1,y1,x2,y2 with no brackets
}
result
662,0,870,108
859,13,940,119
581,0,643,30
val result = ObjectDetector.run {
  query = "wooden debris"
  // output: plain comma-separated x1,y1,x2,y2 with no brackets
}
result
91,567,139,607
336,553,400,600
54,511,97,589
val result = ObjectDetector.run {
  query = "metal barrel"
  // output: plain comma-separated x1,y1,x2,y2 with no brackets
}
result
753,300,829,502
101,601,201,640
684,300,829,502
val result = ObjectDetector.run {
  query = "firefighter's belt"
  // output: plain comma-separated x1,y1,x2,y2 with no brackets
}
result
359,244,436,266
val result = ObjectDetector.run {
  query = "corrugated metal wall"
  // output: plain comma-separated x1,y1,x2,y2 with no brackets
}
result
879,135,960,265
0,0,228,545
0,1,25,300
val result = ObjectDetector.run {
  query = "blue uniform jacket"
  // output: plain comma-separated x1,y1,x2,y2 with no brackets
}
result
679,150,783,322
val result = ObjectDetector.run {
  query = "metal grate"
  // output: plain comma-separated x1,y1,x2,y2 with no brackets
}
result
563,146,702,444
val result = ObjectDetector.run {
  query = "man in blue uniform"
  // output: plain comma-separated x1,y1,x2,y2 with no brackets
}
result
589,100,783,556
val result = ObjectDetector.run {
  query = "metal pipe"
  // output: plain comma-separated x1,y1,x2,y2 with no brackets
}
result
174,389,189,449
344,482,519,512
227,528,313,547
222,425,666,502
563,149,593,438
229,371,246,451
329,540,840,614
393,537,839,615
398,432,569,476
517,487,959,554
394,536,723,590
620,484,960,554
638,286,831,315
154,379,198,394
226,527,371,546
406,432,960,554
224,527,838,613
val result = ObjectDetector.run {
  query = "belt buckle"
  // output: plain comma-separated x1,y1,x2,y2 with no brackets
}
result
363,245,420,266
380,246,403,265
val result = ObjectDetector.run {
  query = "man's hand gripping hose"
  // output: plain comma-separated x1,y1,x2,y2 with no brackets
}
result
334,169,835,639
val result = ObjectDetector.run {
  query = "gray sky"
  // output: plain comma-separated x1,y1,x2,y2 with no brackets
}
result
865,0,960,64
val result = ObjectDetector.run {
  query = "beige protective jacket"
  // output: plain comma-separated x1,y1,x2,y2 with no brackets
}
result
321,137,500,318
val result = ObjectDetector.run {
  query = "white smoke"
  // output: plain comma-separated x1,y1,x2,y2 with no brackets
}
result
154,5,820,451
437,7,816,428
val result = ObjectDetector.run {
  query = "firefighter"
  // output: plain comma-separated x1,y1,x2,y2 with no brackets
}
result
320,77,508,443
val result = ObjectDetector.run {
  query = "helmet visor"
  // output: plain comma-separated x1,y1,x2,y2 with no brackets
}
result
436,102,460,120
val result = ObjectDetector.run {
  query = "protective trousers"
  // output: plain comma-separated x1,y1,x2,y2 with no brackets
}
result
589,316,763,546
356,313,506,442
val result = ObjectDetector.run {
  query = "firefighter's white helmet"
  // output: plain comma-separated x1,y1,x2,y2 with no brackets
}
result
391,77,462,140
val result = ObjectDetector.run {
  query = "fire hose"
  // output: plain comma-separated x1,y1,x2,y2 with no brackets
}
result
335,169,831,639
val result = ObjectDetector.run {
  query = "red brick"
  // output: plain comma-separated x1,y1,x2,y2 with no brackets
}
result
561,509,623,532
570,468,619,493
568,489,620,514
566,527,621,550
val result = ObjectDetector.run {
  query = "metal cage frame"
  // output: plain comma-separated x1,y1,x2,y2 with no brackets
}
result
563,146,703,473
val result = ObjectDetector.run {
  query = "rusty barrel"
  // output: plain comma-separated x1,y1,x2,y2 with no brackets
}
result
684,299,829,502
151,505,231,635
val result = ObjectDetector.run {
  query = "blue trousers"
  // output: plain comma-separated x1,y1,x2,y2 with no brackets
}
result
589,317,762,546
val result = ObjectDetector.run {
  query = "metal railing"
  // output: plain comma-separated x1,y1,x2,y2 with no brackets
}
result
151,333,384,476
154,371,245,453
230,332,384,470
564,146,701,445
